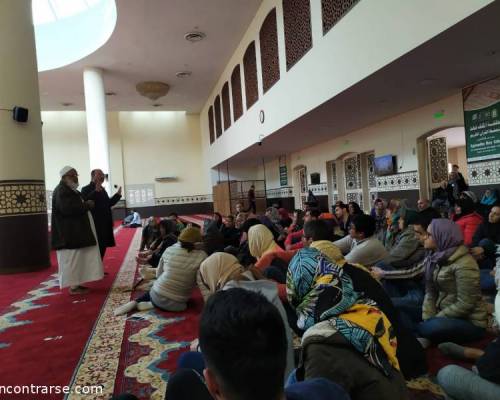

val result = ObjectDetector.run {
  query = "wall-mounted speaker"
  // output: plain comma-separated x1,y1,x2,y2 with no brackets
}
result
13,107,28,123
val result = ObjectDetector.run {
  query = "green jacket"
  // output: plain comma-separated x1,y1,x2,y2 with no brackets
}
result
422,245,487,328
383,226,423,267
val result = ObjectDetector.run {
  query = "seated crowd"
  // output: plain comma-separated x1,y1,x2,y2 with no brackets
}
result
113,191,500,400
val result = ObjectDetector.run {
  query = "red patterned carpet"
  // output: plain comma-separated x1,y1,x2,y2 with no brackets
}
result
0,226,137,399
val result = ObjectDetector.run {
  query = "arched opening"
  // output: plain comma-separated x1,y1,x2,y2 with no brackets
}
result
416,126,465,200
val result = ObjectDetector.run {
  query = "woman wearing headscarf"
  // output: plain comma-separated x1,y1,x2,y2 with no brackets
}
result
453,195,483,246
190,252,294,382
304,221,427,379
348,201,363,217
248,224,296,293
418,219,487,344
286,247,408,400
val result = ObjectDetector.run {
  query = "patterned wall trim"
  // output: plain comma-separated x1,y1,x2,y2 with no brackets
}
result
231,65,243,121
266,187,294,198
322,0,360,35
0,180,47,217
308,182,328,196
283,0,313,71
243,41,259,109
208,106,215,144
222,82,231,131
468,159,500,186
259,8,280,93
155,194,213,206
214,95,222,138
428,137,448,184
375,171,419,192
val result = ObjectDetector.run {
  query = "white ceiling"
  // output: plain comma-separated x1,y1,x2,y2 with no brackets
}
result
225,0,500,168
429,127,466,149
38,0,262,112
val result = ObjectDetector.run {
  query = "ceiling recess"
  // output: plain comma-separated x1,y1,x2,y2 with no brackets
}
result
184,31,206,42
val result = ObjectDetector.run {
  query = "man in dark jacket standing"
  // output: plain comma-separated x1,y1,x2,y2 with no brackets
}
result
52,166,103,295
81,169,122,259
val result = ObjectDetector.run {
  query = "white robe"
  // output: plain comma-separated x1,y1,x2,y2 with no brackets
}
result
56,211,104,288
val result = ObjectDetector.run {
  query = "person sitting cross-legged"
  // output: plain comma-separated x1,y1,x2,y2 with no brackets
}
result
417,219,487,346
114,226,207,315
333,214,388,267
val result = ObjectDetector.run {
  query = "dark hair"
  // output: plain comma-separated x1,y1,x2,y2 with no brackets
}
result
335,203,348,211
348,201,363,215
226,215,235,222
351,214,376,237
241,218,261,233
306,209,321,219
303,220,331,241
213,212,223,221
168,212,179,218
452,164,459,169
456,197,475,216
199,289,287,400
90,169,98,178
159,219,175,235
180,241,195,252
414,213,437,230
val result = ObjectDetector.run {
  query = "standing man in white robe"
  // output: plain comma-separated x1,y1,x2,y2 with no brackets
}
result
51,166,104,295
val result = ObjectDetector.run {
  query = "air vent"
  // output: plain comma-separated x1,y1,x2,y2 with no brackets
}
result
176,71,192,78
105,91,116,96
61,102,73,107
152,103,163,107
184,31,206,42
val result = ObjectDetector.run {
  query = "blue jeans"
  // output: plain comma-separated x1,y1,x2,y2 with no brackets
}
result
418,317,485,344
437,365,500,400
384,280,424,333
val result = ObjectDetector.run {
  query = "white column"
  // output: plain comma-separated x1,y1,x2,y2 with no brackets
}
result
83,67,111,191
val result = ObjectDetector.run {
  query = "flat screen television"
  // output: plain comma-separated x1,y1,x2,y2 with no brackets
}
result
374,155,396,176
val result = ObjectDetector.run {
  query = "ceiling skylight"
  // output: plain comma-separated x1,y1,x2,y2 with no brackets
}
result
32,0,117,71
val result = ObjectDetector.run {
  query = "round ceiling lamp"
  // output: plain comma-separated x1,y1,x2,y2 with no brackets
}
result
136,81,170,101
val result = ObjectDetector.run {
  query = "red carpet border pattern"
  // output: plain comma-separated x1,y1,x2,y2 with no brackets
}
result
67,228,142,400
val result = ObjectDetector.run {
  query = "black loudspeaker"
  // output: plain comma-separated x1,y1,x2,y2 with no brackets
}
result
310,172,320,185
13,107,28,123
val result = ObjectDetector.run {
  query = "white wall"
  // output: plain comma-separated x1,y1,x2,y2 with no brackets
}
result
42,111,210,197
200,0,492,170
287,93,465,181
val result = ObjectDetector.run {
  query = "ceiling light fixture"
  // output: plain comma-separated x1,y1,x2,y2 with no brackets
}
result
176,71,192,78
152,103,162,107
61,102,73,107
184,31,206,42
136,81,170,101
105,91,116,96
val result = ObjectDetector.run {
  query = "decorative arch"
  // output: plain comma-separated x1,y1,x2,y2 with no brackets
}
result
208,106,215,144
231,65,243,121
214,95,222,138
222,82,231,131
283,0,312,70
259,8,280,93
243,41,259,109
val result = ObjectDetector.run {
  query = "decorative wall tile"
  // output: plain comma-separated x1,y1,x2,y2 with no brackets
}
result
0,180,47,217
308,183,328,196
322,0,360,35
344,155,362,190
468,160,500,186
155,194,213,206
208,106,215,144
266,187,294,199
283,0,312,70
231,65,243,121
428,137,448,184
367,153,377,189
375,171,419,192
243,41,259,109
222,82,231,130
214,95,222,138
259,8,280,93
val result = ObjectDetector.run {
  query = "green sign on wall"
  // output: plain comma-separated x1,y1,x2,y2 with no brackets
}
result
463,77,500,162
